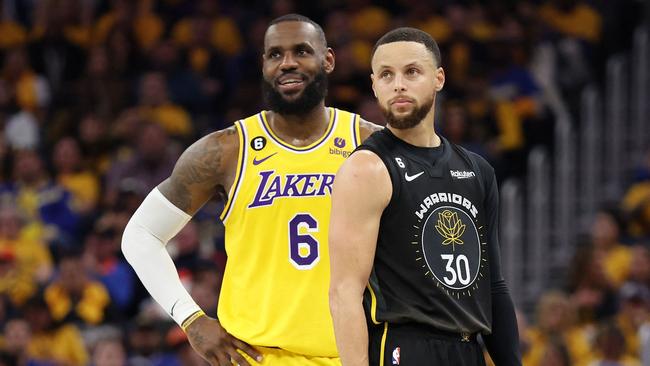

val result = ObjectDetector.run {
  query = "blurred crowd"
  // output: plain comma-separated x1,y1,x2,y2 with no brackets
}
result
509,196,650,366
0,0,646,365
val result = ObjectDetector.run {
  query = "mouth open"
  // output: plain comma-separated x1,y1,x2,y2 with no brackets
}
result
276,74,306,93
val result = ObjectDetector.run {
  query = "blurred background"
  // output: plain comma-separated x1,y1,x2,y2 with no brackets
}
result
0,0,647,365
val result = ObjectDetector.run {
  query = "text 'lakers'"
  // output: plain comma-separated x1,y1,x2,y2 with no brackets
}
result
248,170,335,208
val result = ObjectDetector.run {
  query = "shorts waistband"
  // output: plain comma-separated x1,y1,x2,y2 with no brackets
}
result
381,322,478,343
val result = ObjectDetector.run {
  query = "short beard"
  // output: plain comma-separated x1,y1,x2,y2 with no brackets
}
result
262,68,328,117
381,95,434,130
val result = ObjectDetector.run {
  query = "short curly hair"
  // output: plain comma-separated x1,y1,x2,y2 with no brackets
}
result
371,27,441,67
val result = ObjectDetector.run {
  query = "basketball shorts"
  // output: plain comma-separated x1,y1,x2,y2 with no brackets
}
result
369,323,486,366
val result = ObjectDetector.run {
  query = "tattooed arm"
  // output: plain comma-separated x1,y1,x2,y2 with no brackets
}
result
158,125,239,214
122,126,262,366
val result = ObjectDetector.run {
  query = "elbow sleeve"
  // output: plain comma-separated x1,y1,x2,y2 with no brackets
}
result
121,188,200,325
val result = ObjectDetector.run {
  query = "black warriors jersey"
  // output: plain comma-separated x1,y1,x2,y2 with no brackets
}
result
358,129,497,335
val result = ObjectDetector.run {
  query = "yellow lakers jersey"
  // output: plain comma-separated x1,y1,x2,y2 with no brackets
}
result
218,108,361,357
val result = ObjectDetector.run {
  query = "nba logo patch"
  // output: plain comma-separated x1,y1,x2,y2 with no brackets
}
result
392,347,400,365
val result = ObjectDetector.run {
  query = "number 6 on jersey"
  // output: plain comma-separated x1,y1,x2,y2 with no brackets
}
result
288,213,320,269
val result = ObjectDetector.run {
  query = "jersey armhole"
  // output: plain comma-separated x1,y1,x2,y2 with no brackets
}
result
452,145,487,199
220,120,246,223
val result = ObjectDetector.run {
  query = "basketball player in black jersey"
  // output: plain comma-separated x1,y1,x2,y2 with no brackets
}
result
329,28,521,366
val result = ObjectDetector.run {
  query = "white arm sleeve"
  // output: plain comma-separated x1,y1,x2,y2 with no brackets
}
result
121,188,201,326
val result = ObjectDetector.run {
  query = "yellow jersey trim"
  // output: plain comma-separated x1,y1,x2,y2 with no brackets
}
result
259,107,337,152
379,322,388,366
220,121,246,222
366,284,380,325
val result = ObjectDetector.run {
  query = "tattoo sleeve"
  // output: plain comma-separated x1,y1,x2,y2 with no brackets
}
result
158,126,237,214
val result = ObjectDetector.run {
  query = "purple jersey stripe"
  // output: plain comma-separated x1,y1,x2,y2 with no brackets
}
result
352,113,360,148
260,108,337,152
220,120,247,222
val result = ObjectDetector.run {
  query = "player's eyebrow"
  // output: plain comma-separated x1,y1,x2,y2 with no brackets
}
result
375,60,425,71
265,42,316,56
265,46,281,55
293,42,315,52
402,62,422,69
375,64,394,71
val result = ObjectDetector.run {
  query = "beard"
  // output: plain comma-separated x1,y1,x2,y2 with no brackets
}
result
262,67,328,116
380,94,434,130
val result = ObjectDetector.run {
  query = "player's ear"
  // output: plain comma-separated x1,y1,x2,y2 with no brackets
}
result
434,67,445,92
370,73,377,98
260,48,268,74
324,47,335,74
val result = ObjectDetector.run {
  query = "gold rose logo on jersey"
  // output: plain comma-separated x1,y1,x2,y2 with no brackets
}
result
435,210,466,251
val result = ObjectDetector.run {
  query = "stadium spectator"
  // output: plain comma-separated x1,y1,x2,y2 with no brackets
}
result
589,321,641,366
44,250,111,326
76,46,130,120
91,335,128,366
171,0,243,58
615,282,650,358
567,243,619,325
0,150,79,243
52,137,100,216
23,295,88,366
93,0,163,52
135,72,193,138
83,222,136,315
590,207,633,288
525,291,592,366
0,205,52,307
104,122,180,207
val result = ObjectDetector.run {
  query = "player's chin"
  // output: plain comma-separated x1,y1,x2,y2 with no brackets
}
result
278,89,304,102
391,106,415,117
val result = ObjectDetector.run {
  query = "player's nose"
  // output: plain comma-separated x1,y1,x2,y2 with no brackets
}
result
393,74,407,92
279,52,299,71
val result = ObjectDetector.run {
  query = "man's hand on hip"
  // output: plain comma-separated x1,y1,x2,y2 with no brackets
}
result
186,315,263,366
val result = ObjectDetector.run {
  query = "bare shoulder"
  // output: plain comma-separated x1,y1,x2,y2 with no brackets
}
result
334,150,391,207
358,117,383,142
334,150,392,197
339,150,388,181
158,125,240,214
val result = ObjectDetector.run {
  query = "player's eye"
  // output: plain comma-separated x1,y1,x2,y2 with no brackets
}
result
296,47,313,57
407,68,419,75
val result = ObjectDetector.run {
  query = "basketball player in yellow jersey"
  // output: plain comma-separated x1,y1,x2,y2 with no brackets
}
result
121,14,381,366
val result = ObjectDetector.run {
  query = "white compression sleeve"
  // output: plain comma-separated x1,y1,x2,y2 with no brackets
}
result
121,188,201,326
